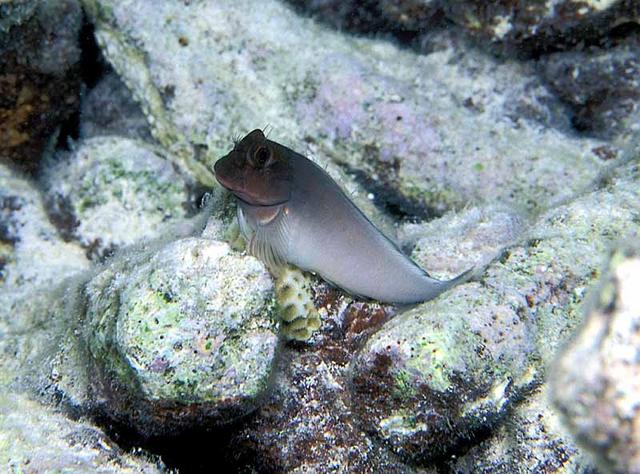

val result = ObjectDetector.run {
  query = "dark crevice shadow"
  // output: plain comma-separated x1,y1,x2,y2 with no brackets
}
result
344,165,445,223
55,15,108,150
97,414,248,473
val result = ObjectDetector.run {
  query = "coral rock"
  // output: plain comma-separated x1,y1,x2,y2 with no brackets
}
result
80,238,279,435
0,0,82,172
43,136,196,260
552,240,640,474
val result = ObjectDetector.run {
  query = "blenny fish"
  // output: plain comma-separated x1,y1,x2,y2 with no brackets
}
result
214,129,472,304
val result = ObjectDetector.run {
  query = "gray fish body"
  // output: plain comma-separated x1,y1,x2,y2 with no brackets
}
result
237,142,469,305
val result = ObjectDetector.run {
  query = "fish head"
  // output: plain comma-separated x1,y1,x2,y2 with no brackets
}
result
214,129,291,206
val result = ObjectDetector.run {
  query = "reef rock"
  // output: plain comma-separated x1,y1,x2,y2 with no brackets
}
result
80,71,153,142
443,0,638,54
80,237,279,435
0,164,163,471
0,163,88,302
451,386,590,473
84,0,614,217
2,0,639,471
350,159,640,464
399,205,525,276
0,0,82,172
285,0,442,35
350,289,536,462
552,239,640,474
288,0,638,56
43,136,197,260
541,35,640,138
0,391,164,473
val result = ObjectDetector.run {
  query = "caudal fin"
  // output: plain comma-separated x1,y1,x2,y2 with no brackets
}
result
447,266,476,287
408,266,475,305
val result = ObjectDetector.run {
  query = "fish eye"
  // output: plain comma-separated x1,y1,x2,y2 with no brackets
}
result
253,145,271,167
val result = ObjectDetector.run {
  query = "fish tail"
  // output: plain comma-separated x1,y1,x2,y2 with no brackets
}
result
411,266,475,304
446,266,475,287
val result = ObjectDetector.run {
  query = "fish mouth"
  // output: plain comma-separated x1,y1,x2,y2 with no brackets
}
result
214,169,287,207
234,189,289,207
214,153,289,207
213,169,238,192
213,155,243,191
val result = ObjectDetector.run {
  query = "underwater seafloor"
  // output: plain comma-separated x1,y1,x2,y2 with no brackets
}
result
1,0,640,472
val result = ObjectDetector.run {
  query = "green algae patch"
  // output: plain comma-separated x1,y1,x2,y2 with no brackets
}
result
401,180,465,215
400,313,481,393
392,369,419,401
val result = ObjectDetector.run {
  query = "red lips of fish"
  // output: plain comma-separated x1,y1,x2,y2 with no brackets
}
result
213,152,242,192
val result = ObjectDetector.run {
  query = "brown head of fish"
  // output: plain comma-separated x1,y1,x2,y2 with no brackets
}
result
214,129,290,207
214,129,473,305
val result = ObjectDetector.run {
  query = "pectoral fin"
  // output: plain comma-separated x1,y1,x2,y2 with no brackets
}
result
247,207,290,274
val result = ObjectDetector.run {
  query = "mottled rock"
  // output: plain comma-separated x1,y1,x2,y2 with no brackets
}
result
289,0,639,55
349,160,640,464
490,159,639,363
0,164,161,470
443,0,639,54
0,164,88,301
0,0,82,172
1,0,82,77
81,237,278,435
451,386,591,473
0,166,88,408
399,205,526,276
1,0,638,472
226,289,409,473
43,136,196,260
0,171,266,460
85,0,610,217
0,1,38,35
552,239,640,474
286,0,442,35
80,71,153,141
350,282,538,463
0,391,164,473
542,35,640,138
